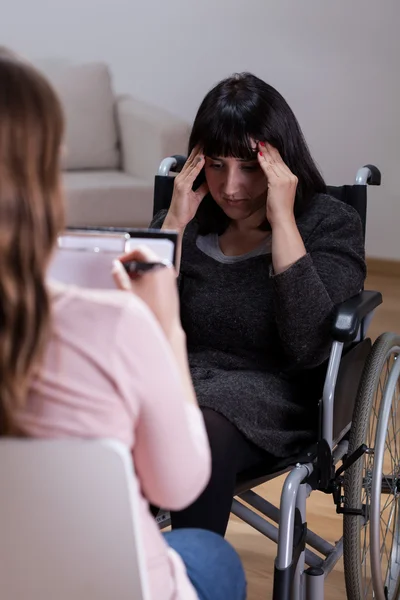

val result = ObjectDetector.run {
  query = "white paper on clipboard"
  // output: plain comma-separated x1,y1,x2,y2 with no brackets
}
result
47,229,177,289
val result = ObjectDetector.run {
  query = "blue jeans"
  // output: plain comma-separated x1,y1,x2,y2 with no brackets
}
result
164,528,247,600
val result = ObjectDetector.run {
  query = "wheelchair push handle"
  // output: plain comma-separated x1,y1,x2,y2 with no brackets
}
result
355,164,381,186
158,155,187,176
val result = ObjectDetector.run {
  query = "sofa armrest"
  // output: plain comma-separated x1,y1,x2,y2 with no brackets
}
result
116,96,190,181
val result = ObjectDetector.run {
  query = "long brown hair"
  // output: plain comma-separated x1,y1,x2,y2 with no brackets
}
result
0,48,65,434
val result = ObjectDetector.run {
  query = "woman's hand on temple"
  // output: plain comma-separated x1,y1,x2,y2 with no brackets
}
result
164,147,209,231
112,246,182,338
258,143,298,228
258,142,306,274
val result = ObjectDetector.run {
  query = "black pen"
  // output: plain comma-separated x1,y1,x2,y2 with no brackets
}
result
122,259,172,276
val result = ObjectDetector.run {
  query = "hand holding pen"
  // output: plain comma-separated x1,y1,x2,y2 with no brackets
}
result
122,258,172,277
112,246,180,337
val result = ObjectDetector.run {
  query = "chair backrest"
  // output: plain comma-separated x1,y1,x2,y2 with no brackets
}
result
0,438,150,600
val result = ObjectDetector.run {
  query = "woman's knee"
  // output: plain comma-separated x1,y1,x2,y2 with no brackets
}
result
166,527,242,565
191,528,244,573
164,528,246,600
201,408,241,462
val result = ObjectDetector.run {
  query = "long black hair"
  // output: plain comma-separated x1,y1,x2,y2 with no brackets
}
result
189,73,326,234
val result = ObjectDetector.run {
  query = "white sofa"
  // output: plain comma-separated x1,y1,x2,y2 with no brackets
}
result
41,62,190,228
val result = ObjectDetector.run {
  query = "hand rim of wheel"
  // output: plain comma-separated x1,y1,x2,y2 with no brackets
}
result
343,333,400,600
370,353,400,600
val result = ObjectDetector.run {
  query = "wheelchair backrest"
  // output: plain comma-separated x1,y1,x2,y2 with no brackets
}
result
327,185,367,240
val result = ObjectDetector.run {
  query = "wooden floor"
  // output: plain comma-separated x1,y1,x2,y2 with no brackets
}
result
225,272,400,599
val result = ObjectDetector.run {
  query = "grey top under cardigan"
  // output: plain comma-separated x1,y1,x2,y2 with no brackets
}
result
151,194,366,458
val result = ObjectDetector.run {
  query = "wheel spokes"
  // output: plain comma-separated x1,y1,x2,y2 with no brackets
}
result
361,350,400,599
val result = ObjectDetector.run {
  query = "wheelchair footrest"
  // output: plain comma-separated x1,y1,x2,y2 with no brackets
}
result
332,443,372,516
336,505,366,516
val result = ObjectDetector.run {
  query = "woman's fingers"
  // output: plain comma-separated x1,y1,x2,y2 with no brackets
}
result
265,149,298,184
181,146,203,174
258,142,296,182
264,143,282,163
113,246,162,287
187,153,205,178
259,142,283,168
194,182,209,202
175,153,205,191
118,245,160,264
258,150,281,179
182,146,197,168
112,259,133,291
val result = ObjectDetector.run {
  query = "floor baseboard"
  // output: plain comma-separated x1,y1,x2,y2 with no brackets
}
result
367,257,400,278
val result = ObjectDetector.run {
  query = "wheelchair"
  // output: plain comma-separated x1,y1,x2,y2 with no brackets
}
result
153,156,400,600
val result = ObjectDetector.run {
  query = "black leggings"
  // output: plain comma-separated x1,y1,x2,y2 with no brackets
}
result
170,407,272,537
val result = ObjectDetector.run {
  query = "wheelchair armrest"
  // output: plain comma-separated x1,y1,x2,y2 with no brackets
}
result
332,290,382,342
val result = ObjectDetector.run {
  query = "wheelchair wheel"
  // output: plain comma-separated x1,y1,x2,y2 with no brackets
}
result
343,332,400,600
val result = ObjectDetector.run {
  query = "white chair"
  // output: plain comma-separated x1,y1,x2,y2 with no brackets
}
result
0,438,150,600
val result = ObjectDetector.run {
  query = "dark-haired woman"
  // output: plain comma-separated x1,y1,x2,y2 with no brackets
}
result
151,72,366,537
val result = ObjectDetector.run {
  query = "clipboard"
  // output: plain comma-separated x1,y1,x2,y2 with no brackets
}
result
47,227,178,290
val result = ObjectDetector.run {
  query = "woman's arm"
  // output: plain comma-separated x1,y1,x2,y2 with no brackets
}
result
166,323,197,406
271,203,366,368
152,149,208,273
258,143,307,274
112,251,210,509
271,217,306,275
113,297,211,511
257,143,366,368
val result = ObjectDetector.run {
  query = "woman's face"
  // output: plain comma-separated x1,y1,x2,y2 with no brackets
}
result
204,155,268,221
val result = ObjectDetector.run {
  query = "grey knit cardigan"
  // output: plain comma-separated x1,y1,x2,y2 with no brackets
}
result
151,194,366,458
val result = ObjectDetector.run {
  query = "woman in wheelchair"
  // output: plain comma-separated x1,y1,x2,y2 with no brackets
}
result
152,72,367,537
0,50,247,600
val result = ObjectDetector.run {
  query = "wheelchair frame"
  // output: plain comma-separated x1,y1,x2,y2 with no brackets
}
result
155,160,399,599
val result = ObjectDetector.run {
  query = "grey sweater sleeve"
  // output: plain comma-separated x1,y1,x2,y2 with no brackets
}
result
271,202,366,368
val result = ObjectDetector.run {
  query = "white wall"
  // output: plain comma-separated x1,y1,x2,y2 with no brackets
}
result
1,0,399,259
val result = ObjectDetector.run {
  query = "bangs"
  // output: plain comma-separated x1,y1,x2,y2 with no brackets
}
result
198,113,259,160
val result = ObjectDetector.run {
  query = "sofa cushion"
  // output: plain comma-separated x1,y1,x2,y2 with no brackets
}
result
63,171,153,228
45,63,119,171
